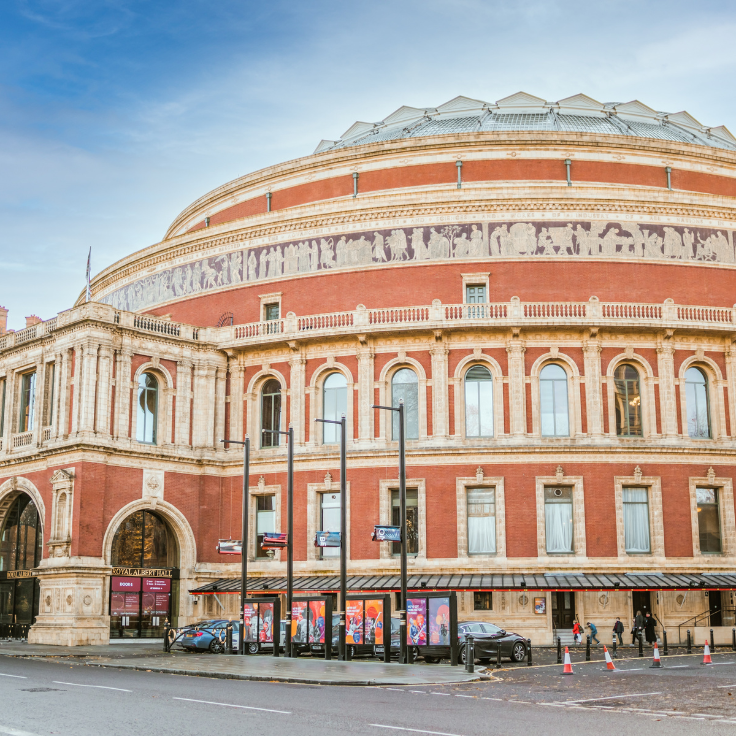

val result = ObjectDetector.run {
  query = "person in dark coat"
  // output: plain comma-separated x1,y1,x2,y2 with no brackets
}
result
613,617,624,645
644,611,657,644
631,610,644,646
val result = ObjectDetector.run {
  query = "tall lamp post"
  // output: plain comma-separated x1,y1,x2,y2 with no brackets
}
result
315,414,347,660
262,424,295,657
372,399,409,665
219,435,250,655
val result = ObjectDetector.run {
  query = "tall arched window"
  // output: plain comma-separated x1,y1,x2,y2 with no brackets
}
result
0,494,42,572
465,365,493,437
111,510,174,568
136,373,158,444
540,364,569,437
391,368,419,440
685,367,710,438
614,365,642,436
322,372,347,444
261,379,282,448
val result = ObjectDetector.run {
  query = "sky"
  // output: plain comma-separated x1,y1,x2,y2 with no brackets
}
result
1,0,736,330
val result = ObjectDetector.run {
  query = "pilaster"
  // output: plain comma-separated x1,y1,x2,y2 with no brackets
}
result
114,349,133,440
582,337,603,437
95,345,114,437
356,343,374,443
429,337,449,438
288,350,306,444
175,359,193,446
506,332,527,436
228,359,245,444
656,333,678,438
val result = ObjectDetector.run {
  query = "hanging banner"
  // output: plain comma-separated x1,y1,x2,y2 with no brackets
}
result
262,533,288,549
365,599,384,645
407,598,427,646
346,600,364,644
428,597,451,645
292,601,308,642
216,539,242,555
314,531,341,548
308,600,327,643
372,525,401,542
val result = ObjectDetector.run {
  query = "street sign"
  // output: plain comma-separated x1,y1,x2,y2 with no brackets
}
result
262,532,288,549
372,525,401,542
314,531,342,548
216,539,242,554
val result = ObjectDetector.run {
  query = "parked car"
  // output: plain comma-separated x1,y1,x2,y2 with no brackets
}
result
457,621,527,664
246,620,288,655
179,620,240,653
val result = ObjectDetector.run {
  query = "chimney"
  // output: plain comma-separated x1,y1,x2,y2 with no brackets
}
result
0,307,7,335
25,315,42,328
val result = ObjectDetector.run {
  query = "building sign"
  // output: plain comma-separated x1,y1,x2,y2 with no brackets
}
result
143,578,171,593
372,525,401,542
216,539,242,555
110,567,175,578
111,577,141,592
314,531,341,548
3,570,34,580
262,533,288,549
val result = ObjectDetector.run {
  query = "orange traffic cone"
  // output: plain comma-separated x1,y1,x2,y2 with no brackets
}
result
603,645,617,671
562,646,574,675
650,641,662,668
702,640,713,665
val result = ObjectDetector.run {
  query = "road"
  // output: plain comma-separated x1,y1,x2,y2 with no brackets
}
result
2,652,736,735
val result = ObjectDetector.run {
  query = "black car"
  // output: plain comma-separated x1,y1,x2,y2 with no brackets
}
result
457,621,527,664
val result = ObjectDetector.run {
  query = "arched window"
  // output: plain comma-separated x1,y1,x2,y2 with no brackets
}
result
0,494,42,572
391,368,419,440
111,510,175,568
261,379,282,448
540,364,569,437
136,373,158,444
685,367,710,439
465,365,493,437
614,365,642,437
322,372,347,444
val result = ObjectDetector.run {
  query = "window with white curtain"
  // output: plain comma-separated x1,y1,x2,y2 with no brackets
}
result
391,368,419,440
464,365,493,437
622,487,651,553
685,367,710,439
540,364,569,436
467,488,496,554
320,492,341,559
322,372,347,444
544,487,573,553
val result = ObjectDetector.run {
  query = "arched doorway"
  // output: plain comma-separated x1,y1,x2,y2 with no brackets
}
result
0,494,42,637
109,509,179,639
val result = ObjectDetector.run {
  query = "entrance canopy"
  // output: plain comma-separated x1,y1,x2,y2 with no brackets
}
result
190,571,736,595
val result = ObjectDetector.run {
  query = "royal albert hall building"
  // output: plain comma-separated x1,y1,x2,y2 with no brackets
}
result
4,91,736,647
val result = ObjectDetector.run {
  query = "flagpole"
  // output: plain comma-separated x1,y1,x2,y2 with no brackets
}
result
86,247,92,303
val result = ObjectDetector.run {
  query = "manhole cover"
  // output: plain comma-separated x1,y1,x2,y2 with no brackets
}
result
21,688,64,692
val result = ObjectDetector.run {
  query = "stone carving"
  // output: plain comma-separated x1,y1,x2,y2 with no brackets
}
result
555,465,564,483
707,467,716,484
142,469,164,501
634,466,643,483
324,472,333,491
100,219,736,312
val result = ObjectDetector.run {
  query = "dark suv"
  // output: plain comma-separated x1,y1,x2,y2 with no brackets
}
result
457,621,527,664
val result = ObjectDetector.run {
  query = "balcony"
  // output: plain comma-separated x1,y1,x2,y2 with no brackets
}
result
12,431,34,449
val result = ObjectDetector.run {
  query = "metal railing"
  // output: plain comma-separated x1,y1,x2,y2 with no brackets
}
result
677,607,736,641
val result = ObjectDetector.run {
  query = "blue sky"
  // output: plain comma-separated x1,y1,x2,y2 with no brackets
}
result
1,0,735,329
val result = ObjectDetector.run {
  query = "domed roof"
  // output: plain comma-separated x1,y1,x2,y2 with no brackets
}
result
314,92,736,153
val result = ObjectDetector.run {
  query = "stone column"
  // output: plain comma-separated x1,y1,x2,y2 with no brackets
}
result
175,359,193,446
52,351,64,439
114,349,133,440
725,343,736,438
506,334,527,437
429,340,449,439
657,337,678,438
1,369,15,451
356,345,374,443
288,351,306,444
228,360,245,444
583,339,604,438
214,366,227,447
77,342,99,434
31,359,46,446
95,345,114,437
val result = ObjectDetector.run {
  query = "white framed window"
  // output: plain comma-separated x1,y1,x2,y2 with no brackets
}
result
320,492,341,559
391,368,419,440
464,365,493,437
467,488,496,554
322,373,347,444
622,487,651,553
540,364,569,437
535,473,586,558
544,487,574,553
696,488,721,554
685,367,710,439
255,495,275,559
378,478,426,561
688,474,734,557
136,373,158,444
614,474,664,558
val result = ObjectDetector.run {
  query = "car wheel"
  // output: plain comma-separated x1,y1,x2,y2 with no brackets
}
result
512,642,526,662
348,646,356,659
209,639,224,654
248,643,259,655
459,647,467,665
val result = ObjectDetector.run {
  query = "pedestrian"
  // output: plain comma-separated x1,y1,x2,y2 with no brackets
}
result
613,617,624,646
631,609,644,647
587,621,600,645
572,620,582,645
644,611,657,645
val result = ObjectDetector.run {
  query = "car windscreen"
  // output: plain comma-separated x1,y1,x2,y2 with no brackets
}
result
480,623,502,635
461,622,485,633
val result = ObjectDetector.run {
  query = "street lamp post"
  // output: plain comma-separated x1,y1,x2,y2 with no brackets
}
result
218,435,250,655
315,414,347,660
262,424,295,657
372,400,409,665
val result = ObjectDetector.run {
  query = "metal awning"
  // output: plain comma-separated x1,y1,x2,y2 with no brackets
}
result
189,572,736,595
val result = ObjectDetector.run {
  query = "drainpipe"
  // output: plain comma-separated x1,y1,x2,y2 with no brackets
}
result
353,172,359,198
665,166,672,190
564,159,572,187
266,192,272,212
456,160,463,189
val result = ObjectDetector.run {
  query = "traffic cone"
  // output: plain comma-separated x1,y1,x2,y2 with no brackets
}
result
649,641,662,668
562,646,574,675
603,645,617,671
702,640,713,665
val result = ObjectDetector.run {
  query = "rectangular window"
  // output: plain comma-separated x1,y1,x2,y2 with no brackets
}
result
474,592,492,611
622,487,651,553
264,303,280,321
255,496,275,559
391,489,418,556
46,364,55,425
696,488,722,554
18,372,36,433
320,492,341,559
467,488,496,554
0,379,5,437
465,285,486,303
544,486,573,554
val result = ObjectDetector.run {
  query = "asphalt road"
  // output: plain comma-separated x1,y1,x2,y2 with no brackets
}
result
2,652,736,736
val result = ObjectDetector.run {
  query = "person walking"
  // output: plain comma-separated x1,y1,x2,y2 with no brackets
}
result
644,611,657,645
587,621,600,645
572,620,582,645
631,609,644,647
613,617,624,646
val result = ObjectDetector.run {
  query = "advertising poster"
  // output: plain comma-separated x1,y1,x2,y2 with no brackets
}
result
110,593,126,616
428,598,451,645
258,602,274,643
346,600,363,644
142,592,155,614
153,593,170,615
365,600,383,645
243,602,258,642
308,600,326,644
406,598,427,646
292,601,308,642
534,597,546,615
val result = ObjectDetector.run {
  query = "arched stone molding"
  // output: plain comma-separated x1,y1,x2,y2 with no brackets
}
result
245,368,288,452
131,361,175,448
529,352,583,438
604,353,657,439
307,361,355,446
678,356,726,441
377,356,428,442
0,476,46,536
452,354,505,440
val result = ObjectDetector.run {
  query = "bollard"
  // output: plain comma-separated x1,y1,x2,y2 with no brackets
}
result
710,628,716,653
687,629,692,654
638,631,644,657
496,640,502,669
407,645,414,665
732,628,735,652
612,637,617,660
662,630,668,656
226,622,233,655
464,636,474,673
239,622,245,655
163,621,170,653
586,635,591,662
526,639,532,667
346,643,352,661
557,636,562,664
